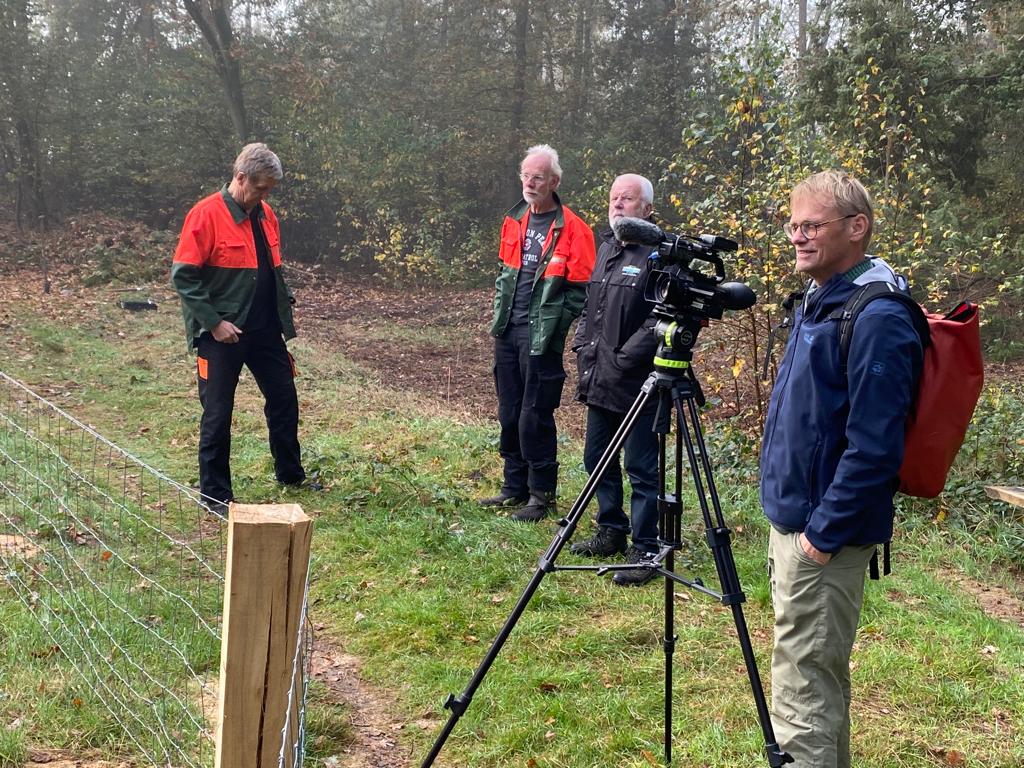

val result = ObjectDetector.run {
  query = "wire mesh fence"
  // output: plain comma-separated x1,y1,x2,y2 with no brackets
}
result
0,371,310,767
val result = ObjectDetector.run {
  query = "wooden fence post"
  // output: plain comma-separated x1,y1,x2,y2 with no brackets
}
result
215,503,313,768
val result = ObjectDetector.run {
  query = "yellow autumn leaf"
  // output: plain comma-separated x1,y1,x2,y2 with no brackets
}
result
731,358,746,378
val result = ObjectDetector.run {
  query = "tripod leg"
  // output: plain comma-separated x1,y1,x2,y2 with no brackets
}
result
663,546,676,767
671,392,792,767
421,376,661,767
656,409,680,768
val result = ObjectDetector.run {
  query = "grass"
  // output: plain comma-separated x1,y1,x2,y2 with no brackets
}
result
1,277,1023,767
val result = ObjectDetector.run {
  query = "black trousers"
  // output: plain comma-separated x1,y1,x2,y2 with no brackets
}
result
196,331,304,504
493,323,565,497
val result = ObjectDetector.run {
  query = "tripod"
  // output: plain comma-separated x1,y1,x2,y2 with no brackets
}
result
422,305,792,767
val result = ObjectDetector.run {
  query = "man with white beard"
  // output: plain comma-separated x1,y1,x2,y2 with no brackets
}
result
569,174,662,586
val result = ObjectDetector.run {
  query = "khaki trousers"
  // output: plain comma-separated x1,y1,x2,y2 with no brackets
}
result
767,527,875,768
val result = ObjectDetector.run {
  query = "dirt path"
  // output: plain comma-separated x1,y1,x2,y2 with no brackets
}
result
955,575,1024,630
22,756,129,768
310,639,414,768
292,272,590,437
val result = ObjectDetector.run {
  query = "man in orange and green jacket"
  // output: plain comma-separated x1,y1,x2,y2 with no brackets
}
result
480,144,596,522
171,143,309,514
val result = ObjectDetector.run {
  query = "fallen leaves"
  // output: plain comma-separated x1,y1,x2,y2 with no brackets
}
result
0,534,40,559
927,746,966,766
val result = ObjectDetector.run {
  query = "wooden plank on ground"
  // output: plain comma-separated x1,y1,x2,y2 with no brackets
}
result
215,502,312,768
984,485,1024,508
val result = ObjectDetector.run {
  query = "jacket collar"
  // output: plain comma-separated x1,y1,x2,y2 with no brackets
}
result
803,272,862,322
220,184,266,225
805,255,905,314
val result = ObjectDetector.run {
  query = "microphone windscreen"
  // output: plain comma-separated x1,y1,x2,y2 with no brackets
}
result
612,217,664,246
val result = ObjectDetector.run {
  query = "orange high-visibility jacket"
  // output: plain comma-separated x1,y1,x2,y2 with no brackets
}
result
489,193,595,355
171,187,296,350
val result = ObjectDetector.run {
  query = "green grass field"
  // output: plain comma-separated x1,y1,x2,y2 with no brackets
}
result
1,275,1022,768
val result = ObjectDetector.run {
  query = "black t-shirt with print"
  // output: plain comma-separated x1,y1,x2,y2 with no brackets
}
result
510,209,557,326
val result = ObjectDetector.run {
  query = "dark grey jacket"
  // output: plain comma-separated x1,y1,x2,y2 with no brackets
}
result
573,229,659,413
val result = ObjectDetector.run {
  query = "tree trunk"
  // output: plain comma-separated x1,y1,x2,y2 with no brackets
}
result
798,0,807,59
1,0,49,230
508,0,529,174
141,3,157,64
654,0,679,157
14,117,49,230
181,0,248,142
569,2,588,135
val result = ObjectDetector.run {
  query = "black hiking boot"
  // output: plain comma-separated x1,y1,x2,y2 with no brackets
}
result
569,526,628,557
478,490,529,508
281,478,325,492
612,545,660,586
280,470,325,492
510,492,556,523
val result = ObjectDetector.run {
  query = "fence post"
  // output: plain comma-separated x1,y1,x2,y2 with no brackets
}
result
215,503,313,768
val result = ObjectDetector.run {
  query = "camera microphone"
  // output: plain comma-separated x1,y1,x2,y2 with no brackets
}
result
612,216,664,246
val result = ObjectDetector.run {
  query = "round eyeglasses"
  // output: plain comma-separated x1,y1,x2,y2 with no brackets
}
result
783,213,856,240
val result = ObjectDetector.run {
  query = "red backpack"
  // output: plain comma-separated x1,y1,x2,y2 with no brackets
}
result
835,283,983,578
835,282,984,499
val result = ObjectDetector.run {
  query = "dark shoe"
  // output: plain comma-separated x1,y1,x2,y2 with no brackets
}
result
612,546,660,586
281,475,324,491
201,498,232,518
511,492,556,523
570,526,628,557
478,491,529,508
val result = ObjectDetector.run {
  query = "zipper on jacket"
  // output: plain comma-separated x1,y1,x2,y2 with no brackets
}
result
761,305,803,470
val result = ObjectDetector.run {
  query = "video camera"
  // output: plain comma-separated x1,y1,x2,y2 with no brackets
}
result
611,217,755,322
611,217,755,382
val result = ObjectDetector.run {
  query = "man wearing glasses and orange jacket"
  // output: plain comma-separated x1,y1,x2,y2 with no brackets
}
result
479,144,595,523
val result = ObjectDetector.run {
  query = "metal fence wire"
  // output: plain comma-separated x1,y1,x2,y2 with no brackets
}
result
0,371,310,767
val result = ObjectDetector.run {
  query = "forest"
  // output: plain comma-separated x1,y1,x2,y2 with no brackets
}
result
1,0,1022,320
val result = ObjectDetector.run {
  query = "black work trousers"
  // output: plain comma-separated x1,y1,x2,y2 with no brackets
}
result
196,331,304,504
493,323,565,498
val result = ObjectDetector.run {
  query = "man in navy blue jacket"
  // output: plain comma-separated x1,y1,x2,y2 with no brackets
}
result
760,171,923,767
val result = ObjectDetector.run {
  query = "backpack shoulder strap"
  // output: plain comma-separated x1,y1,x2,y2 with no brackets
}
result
832,281,930,371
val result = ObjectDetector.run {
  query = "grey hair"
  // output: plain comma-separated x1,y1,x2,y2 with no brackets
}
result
233,142,283,181
615,173,654,205
522,144,562,178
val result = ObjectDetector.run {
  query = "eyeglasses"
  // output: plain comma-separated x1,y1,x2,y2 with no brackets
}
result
783,214,856,240
519,172,549,184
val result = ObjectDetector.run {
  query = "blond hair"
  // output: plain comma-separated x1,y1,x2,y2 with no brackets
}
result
792,171,873,249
